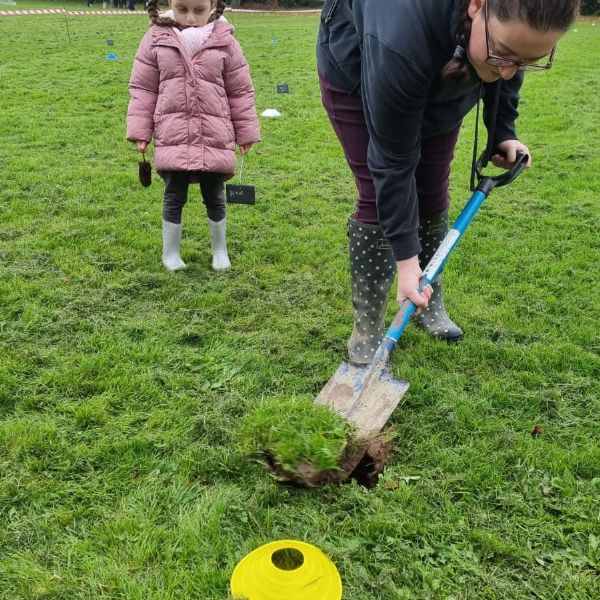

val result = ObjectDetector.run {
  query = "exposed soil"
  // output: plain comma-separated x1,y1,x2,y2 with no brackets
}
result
261,434,393,489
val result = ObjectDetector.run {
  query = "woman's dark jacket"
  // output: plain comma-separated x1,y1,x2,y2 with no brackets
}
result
317,0,523,260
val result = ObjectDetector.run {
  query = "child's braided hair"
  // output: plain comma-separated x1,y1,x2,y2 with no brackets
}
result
208,0,226,23
146,0,226,27
146,0,176,26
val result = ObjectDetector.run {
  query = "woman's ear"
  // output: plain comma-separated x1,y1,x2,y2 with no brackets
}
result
467,0,484,20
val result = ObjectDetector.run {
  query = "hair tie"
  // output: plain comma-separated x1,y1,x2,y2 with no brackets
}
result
453,45,466,60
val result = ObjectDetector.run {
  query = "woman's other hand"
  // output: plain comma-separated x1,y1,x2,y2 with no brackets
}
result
492,140,531,169
136,141,148,153
396,256,433,315
239,143,253,155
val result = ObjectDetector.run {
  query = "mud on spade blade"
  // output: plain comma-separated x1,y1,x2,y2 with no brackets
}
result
313,343,408,487
315,342,410,440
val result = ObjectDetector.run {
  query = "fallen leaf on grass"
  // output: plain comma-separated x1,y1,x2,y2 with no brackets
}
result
531,425,544,437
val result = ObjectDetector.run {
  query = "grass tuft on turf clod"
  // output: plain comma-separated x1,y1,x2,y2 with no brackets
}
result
238,397,355,485
239,397,396,488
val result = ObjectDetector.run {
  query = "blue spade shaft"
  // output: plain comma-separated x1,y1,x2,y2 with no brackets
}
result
383,153,528,348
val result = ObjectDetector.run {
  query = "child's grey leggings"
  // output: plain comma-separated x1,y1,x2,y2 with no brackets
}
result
160,170,226,224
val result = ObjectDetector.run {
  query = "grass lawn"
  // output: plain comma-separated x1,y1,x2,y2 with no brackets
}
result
1,8,599,600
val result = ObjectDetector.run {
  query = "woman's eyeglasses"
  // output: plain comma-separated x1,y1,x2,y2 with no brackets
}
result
484,2,555,71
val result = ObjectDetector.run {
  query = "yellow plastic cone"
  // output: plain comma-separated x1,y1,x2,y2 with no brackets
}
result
230,540,342,600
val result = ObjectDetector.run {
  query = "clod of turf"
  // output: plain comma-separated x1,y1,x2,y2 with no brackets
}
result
138,157,152,187
238,398,393,488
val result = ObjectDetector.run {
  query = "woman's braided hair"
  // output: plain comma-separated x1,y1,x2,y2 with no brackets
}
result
490,0,579,31
441,0,473,81
146,0,226,27
441,0,580,81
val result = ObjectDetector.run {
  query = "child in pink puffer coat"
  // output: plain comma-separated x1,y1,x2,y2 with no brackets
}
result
127,0,260,272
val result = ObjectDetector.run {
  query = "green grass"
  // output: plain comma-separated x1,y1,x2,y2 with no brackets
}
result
239,397,354,475
1,9,599,600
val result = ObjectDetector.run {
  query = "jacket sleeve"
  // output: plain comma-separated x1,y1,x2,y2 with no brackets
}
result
361,35,431,261
483,71,523,146
126,32,159,144
223,39,261,146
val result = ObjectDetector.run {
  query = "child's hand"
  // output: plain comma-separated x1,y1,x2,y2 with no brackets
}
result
239,143,253,155
135,141,148,153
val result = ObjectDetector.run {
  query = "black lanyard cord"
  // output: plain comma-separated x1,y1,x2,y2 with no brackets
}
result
470,80,502,190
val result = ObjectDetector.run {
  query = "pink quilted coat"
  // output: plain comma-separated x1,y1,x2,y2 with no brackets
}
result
127,21,260,175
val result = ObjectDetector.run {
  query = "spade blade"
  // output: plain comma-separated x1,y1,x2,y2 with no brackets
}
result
315,360,410,438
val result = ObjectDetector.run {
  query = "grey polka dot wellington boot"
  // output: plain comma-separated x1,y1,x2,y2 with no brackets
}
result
415,209,464,342
347,217,396,365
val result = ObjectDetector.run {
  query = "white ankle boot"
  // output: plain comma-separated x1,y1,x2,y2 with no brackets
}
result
208,217,231,271
162,220,186,272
